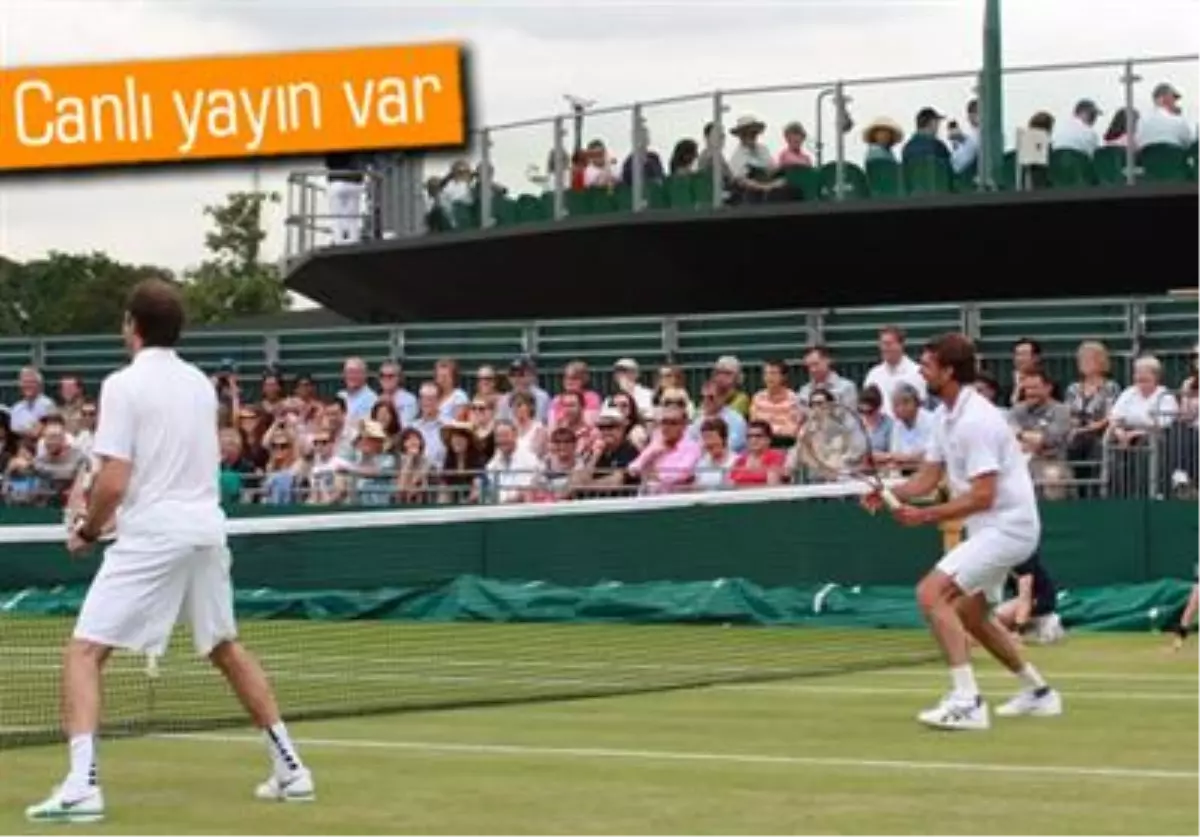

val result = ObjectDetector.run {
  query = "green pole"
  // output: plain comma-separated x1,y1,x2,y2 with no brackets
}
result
982,0,1004,189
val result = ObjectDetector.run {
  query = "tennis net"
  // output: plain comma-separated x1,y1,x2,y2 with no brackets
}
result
0,482,940,749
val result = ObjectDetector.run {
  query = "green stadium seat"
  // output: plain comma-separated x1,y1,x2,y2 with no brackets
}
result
865,159,902,198
1049,148,1097,188
1092,146,1131,186
997,150,1018,191
516,194,545,224
903,155,953,196
452,202,478,231
665,174,693,209
1187,141,1199,178
565,189,591,218
820,162,868,200
613,184,634,213
588,187,619,215
492,195,518,226
644,180,668,210
276,327,394,392
691,171,716,208
783,165,821,202
1137,143,1192,183
403,322,526,379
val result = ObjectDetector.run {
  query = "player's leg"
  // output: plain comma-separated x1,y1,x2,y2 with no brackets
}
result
186,546,314,802
991,596,1021,633
27,549,187,822
956,591,1062,717
913,565,988,731
1173,583,1199,651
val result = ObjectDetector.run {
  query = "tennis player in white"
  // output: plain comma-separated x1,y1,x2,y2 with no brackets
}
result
27,280,314,823
867,333,1063,731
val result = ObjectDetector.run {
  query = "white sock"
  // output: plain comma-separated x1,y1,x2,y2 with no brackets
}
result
66,734,97,790
1017,663,1048,692
263,722,303,776
949,664,979,701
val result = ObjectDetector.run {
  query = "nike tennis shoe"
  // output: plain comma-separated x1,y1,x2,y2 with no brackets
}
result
25,784,105,824
996,687,1064,718
917,695,991,731
255,768,315,803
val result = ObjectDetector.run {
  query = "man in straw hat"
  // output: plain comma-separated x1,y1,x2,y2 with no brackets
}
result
728,115,786,203
862,116,905,163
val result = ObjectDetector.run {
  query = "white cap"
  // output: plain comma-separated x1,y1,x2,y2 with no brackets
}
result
596,406,626,425
614,358,639,372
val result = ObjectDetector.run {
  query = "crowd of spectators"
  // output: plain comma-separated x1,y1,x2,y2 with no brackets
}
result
2,333,1195,510
412,82,1197,232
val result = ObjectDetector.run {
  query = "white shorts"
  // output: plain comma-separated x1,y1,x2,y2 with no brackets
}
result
935,528,1037,597
74,542,237,657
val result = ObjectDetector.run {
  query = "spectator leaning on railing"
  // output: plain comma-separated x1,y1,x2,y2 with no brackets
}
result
487,420,540,504
1008,367,1073,499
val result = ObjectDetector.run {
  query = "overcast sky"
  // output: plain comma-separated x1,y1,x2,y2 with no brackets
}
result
0,0,1196,278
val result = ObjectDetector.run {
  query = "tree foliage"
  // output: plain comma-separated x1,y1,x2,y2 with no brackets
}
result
0,190,289,337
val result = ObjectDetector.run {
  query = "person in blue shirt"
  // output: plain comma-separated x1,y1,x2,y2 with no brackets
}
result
901,107,951,165
689,381,747,453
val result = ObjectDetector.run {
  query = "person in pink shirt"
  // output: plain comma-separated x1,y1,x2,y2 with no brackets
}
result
627,404,701,494
552,390,598,456
548,360,601,427
777,121,813,169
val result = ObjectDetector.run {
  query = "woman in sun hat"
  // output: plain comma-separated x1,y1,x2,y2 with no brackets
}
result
862,116,905,163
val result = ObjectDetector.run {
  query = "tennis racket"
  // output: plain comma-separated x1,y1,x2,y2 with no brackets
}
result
63,458,116,542
795,401,900,510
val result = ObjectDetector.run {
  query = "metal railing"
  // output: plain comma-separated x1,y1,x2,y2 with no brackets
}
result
282,53,1197,263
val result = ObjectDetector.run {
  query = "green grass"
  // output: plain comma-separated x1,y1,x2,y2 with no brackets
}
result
1,633,1196,834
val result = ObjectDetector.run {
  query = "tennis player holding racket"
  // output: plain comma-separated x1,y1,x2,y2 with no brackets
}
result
795,387,899,508
863,333,1062,731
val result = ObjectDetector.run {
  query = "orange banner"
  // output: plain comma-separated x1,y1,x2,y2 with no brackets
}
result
0,42,468,173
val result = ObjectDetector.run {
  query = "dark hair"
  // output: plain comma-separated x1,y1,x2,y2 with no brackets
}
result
126,279,184,348
559,390,583,408
41,414,66,431
975,371,1000,393
747,419,773,437
669,139,699,174
398,427,424,451
809,386,833,404
550,427,576,444
370,400,401,437
966,98,979,115
510,390,535,413
1013,337,1043,357
1028,111,1055,133
803,345,831,361
859,384,883,408
879,325,907,343
329,395,348,414
763,359,789,378
1104,107,1137,142
699,417,728,442
923,333,978,385
1022,365,1050,384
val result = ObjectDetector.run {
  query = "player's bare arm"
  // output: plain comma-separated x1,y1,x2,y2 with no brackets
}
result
893,471,997,527
69,457,131,554
889,460,944,503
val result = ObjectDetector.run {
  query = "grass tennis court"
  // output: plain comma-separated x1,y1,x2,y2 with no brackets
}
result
1,633,1195,834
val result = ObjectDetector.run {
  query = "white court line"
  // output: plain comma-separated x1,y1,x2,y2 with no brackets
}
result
160,732,1199,781
872,669,1198,684
717,684,1197,701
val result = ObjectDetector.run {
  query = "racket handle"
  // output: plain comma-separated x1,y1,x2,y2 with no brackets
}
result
879,487,901,509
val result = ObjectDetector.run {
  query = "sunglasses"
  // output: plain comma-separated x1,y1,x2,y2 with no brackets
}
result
313,438,330,445
471,403,491,411
271,442,291,449
747,432,768,439
659,418,684,426
379,372,398,379
662,399,686,408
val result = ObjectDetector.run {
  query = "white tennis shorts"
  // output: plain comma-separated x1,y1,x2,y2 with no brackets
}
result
935,527,1038,597
74,542,238,657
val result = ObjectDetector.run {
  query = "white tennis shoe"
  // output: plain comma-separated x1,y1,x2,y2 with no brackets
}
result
255,767,316,803
917,695,991,731
25,784,105,824
996,687,1064,718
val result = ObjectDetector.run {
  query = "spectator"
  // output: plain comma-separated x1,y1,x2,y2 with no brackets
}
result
690,380,747,453
974,372,1003,411
776,121,813,169
607,358,655,418
728,115,785,203
863,326,926,417
856,384,893,453
879,384,934,475
1173,346,1199,493
1028,110,1056,135
571,406,641,498
1136,82,1194,149
697,121,733,194
487,420,541,504
569,149,589,191
668,139,700,175
1103,107,1139,148
539,426,585,501
751,359,802,449
72,402,97,459
1053,98,1103,157
218,427,254,505
0,409,19,474
369,400,402,452
1064,341,1121,488
469,398,497,461
378,360,418,426
509,391,547,458
729,420,786,487
620,126,666,187
410,383,446,464
10,366,55,436
553,390,599,456
343,420,397,507
292,372,320,423
607,390,649,450
440,421,485,504
651,366,694,418
1011,338,1061,404
339,357,377,422
549,361,601,428
948,99,980,175
395,427,433,504
302,429,347,506
434,358,470,421
712,355,751,417
497,356,550,424
694,417,736,491
627,404,700,494
798,345,858,410
583,139,620,188
473,365,502,411
236,405,270,475
3,436,40,505
325,151,366,243
862,116,904,164
31,415,84,506
213,359,241,415
1109,355,1179,498
57,374,86,435
438,159,475,223
1008,368,1073,497
901,107,950,165
260,369,286,419
261,427,302,505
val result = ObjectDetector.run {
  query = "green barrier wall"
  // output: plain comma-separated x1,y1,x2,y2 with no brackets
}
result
1,499,1194,591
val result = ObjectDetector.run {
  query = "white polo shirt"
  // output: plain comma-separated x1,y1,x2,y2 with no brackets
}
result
93,348,226,551
1052,116,1100,156
863,356,927,417
925,387,1040,540
1135,107,1195,149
